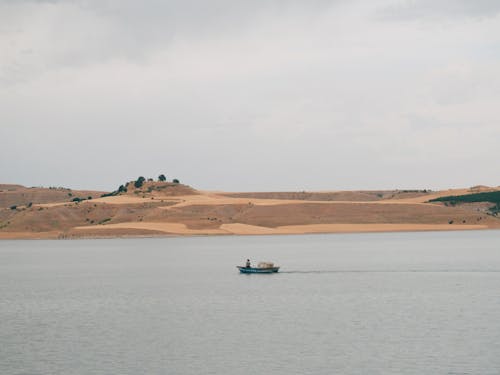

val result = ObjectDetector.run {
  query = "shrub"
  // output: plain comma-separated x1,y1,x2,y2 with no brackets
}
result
101,191,118,197
158,174,166,182
27,202,33,208
10,205,17,210
134,176,146,188
489,203,500,215
172,178,180,184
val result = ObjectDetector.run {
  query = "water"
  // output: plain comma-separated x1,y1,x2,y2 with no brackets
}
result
1,231,500,374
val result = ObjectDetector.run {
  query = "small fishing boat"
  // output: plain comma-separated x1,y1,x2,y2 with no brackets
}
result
237,262,280,274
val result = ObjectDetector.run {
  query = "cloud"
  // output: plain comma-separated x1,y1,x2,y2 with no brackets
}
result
378,0,500,21
1,0,500,190
0,0,339,84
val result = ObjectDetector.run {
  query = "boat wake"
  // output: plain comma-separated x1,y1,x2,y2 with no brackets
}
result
279,269,500,274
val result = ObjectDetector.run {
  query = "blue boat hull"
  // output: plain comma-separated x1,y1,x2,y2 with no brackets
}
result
237,266,280,274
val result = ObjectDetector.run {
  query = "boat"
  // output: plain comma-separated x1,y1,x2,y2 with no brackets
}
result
237,262,280,274
237,266,280,273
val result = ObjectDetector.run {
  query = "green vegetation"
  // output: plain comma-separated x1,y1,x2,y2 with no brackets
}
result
429,191,500,204
429,191,500,216
99,175,183,198
71,196,93,203
98,218,111,225
490,203,500,216
101,184,126,198
10,205,17,210
134,176,146,188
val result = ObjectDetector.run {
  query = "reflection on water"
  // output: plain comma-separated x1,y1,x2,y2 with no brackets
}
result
1,230,500,374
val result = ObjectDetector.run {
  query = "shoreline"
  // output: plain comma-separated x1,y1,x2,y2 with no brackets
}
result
1,225,498,240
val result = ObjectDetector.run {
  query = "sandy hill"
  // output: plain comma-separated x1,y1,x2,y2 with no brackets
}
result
0,185,106,209
1,183,500,239
123,181,198,197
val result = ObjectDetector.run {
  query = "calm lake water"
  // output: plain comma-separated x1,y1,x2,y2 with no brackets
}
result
1,231,500,375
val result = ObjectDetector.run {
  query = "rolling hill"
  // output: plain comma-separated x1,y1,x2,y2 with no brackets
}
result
1,181,499,239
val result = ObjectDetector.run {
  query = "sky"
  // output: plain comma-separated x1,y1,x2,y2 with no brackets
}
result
1,0,499,192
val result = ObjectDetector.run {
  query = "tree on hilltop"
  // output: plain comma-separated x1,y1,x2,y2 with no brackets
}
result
134,176,146,188
158,174,166,182
172,178,180,184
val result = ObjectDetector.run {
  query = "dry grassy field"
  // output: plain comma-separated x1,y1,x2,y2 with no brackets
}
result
1,182,499,239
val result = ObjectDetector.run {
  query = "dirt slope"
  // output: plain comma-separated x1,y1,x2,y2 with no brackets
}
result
1,184,500,239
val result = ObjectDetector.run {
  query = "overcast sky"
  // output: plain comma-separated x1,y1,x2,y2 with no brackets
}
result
1,0,499,192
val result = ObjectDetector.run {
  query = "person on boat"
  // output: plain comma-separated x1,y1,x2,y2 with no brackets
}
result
245,259,251,268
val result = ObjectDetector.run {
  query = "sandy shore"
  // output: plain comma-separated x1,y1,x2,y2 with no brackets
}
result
0,223,494,240
73,222,489,236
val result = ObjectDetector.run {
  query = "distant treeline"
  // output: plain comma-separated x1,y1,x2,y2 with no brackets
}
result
429,191,500,205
